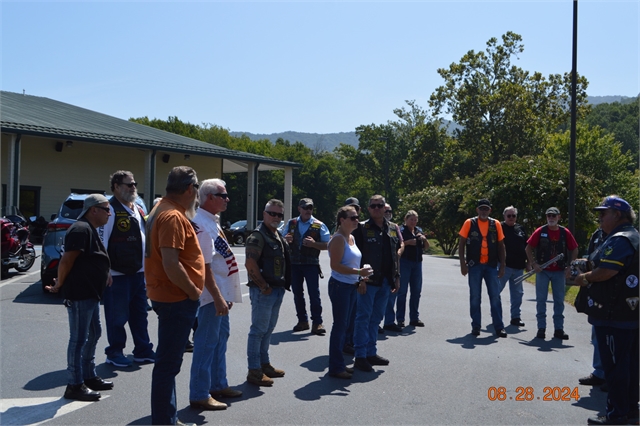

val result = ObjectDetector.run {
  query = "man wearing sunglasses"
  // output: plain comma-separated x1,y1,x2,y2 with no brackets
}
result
459,199,507,338
101,171,155,369
525,207,578,340
283,198,330,336
499,206,531,328
245,199,292,386
352,195,401,372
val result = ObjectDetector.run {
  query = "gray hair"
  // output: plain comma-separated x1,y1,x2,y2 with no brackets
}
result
199,178,226,200
503,205,518,215
165,166,198,195
265,199,284,210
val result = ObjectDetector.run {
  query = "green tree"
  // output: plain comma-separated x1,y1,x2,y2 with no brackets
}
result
581,100,639,159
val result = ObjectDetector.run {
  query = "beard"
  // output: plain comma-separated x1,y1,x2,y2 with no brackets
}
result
119,188,137,204
185,197,198,220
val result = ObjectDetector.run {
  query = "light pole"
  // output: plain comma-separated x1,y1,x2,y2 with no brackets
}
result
568,0,578,234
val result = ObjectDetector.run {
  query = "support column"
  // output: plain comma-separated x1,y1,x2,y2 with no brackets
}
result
7,134,21,208
284,166,293,222
246,162,259,229
145,150,156,211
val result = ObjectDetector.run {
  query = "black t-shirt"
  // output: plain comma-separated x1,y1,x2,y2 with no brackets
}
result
61,219,110,301
501,222,528,270
400,225,424,263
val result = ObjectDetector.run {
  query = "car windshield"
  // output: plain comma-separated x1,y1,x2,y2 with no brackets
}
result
60,199,85,219
230,220,246,228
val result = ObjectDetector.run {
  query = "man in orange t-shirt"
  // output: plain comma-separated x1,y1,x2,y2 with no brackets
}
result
145,166,205,426
458,199,507,338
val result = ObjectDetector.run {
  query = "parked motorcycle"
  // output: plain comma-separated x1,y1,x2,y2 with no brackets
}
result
1,207,37,277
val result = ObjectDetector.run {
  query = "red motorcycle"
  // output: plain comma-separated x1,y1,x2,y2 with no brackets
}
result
1,207,37,277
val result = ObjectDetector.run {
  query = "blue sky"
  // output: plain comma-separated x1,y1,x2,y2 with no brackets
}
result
1,1,637,134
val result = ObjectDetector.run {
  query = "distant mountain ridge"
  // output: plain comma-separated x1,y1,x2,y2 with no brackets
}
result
231,95,637,151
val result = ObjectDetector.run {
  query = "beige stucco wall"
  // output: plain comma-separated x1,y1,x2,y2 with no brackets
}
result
1,133,222,219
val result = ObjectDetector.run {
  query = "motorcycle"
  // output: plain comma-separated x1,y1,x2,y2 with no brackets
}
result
1,207,37,277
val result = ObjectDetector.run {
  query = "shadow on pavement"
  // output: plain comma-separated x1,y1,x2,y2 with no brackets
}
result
270,329,311,345
12,282,61,305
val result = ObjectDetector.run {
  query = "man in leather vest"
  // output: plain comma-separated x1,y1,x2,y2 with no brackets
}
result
284,198,330,335
458,199,507,338
245,199,291,386
525,206,578,340
101,171,154,368
352,195,401,372
574,196,639,426
499,205,530,328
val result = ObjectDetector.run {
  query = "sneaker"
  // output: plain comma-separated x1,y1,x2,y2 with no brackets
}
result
587,415,628,425
367,354,390,366
579,374,605,386
410,320,425,327
106,354,132,367
311,323,326,335
261,363,285,378
210,387,243,398
247,369,273,386
496,329,507,338
293,321,310,332
133,353,156,364
383,323,403,332
354,357,373,372
189,396,227,411
64,383,101,401
471,328,480,336
536,329,546,339
176,420,196,426
84,376,113,391
554,329,569,340
510,318,525,327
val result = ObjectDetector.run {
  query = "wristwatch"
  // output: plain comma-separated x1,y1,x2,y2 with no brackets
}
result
582,274,590,286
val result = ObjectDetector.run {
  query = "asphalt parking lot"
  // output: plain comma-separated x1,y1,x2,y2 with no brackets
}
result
0,247,606,425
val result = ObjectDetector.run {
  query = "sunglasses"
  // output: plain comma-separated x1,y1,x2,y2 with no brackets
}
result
95,206,111,213
120,182,137,188
478,206,490,211
301,205,313,210
212,193,230,200
265,211,284,218
347,215,359,222
546,214,558,218
192,182,200,190
369,203,385,209
506,214,516,218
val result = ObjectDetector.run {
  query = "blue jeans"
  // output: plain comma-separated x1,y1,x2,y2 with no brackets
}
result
354,279,390,358
103,272,154,358
247,286,285,370
386,259,422,324
189,302,230,401
66,298,101,385
151,298,198,426
499,266,524,320
328,277,356,374
535,270,566,330
467,263,504,330
591,326,604,378
594,324,639,419
291,264,322,324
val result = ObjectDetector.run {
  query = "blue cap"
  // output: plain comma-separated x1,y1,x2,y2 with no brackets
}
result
593,196,631,212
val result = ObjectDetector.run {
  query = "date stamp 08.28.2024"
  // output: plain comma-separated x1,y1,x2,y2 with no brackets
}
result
487,386,580,402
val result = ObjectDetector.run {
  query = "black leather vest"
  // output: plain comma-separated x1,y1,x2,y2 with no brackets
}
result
466,217,499,267
248,223,291,290
357,220,400,287
107,197,144,274
536,225,567,268
286,218,323,265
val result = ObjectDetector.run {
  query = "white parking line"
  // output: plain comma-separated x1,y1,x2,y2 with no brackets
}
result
0,270,40,289
0,395,109,425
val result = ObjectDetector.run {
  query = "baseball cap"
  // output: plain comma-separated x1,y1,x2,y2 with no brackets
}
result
593,196,631,212
477,199,492,208
77,194,109,219
545,207,560,215
345,197,360,207
298,198,314,207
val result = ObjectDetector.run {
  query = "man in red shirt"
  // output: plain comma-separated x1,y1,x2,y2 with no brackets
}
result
525,207,579,340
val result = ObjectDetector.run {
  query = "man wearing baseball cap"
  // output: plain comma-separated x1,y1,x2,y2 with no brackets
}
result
283,198,331,335
525,206,579,340
574,195,639,425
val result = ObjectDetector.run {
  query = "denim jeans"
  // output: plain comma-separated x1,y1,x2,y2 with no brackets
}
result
499,266,524,320
328,277,356,374
103,272,154,358
354,279,390,358
66,298,101,385
467,263,504,330
151,298,198,426
247,286,285,370
535,270,566,330
591,326,604,378
189,302,230,401
594,324,639,419
291,264,322,324
386,259,422,324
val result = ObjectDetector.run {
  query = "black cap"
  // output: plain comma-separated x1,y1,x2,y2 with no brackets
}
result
345,197,360,207
477,199,492,208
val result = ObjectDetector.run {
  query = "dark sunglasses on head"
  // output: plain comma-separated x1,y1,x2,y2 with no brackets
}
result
369,203,385,209
506,214,516,218
301,205,313,210
265,211,284,218
120,182,137,188
95,206,111,213
546,213,558,217
212,193,230,200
